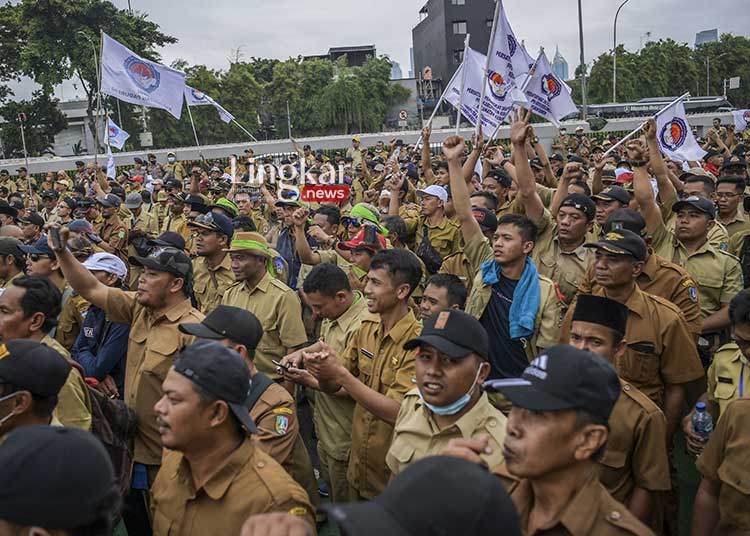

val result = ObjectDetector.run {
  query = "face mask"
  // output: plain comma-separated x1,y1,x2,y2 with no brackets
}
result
418,363,484,416
0,392,19,426
167,157,175,163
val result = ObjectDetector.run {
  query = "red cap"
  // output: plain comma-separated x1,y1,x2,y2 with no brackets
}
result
338,227,386,252
199,178,211,188
131,175,144,183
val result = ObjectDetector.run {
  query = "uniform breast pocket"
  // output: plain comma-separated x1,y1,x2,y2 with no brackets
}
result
626,343,660,384
389,439,416,467
143,336,180,379
193,280,207,297
713,380,737,402
600,447,627,471
358,350,374,383
381,353,406,387
718,458,750,528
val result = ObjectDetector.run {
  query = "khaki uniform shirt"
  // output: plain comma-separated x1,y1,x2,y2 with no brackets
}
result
343,310,422,499
100,215,128,262
706,343,750,417
42,334,92,431
161,213,191,242
315,293,367,462
221,273,307,378
409,216,462,260
251,208,270,236
192,255,235,315
386,390,507,476
0,178,17,193
164,162,186,180
578,251,702,338
104,290,204,465
151,438,314,536
600,380,670,508
561,286,704,408
55,293,90,350
438,250,476,295
652,227,743,319
719,208,750,239
695,398,750,535
130,208,159,238
511,475,655,535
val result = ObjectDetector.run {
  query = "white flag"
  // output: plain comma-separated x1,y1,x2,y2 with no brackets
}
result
522,51,578,127
490,4,535,83
732,109,750,133
107,118,130,150
655,99,706,162
106,147,116,180
184,86,235,124
100,33,186,119
445,48,526,133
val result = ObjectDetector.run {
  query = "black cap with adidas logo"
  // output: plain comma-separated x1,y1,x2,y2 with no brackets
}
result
484,344,621,422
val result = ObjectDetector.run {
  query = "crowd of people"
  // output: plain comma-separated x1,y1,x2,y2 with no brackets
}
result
0,113,748,536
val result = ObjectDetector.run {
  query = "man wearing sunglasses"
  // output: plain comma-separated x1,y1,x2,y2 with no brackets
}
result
189,211,235,314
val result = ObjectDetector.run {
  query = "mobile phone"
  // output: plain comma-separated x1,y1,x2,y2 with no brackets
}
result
272,359,289,372
50,227,62,250
363,225,378,244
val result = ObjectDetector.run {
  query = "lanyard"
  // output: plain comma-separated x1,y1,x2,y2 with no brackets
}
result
740,361,746,399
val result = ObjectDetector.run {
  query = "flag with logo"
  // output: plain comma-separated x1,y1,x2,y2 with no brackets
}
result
522,51,577,127
106,147,116,180
490,3,535,84
444,48,526,133
732,109,750,133
106,118,129,150
100,32,186,119
184,86,235,124
654,98,706,162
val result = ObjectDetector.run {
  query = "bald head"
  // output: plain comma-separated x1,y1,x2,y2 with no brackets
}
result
0,225,24,240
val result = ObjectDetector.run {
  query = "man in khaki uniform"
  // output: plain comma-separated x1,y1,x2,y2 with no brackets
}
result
0,169,17,194
567,294,670,529
221,232,307,378
0,237,26,289
488,345,654,535
164,151,185,180
560,230,703,440
150,341,314,536
386,309,506,476
189,212,235,314
96,194,128,263
303,249,423,500
715,176,749,238
160,193,190,242
281,263,368,503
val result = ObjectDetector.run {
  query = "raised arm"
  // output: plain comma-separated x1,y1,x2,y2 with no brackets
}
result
48,227,109,309
511,110,544,224
461,128,484,184
445,135,482,242
629,138,663,234
591,154,606,195
291,208,320,265
644,118,676,204
533,130,557,188
420,125,437,185
550,163,582,217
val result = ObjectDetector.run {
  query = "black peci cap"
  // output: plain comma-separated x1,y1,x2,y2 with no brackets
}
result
571,294,629,335
472,207,498,233
591,186,630,205
148,231,186,250
584,229,647,262
485,344,621,422
603,208,646,237
0,340,70,397
179,305,263,355
404,309,489,360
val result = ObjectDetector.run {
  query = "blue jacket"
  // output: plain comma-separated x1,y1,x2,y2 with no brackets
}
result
70,305,129,394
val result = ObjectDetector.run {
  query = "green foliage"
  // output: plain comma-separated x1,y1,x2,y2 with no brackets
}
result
0,90,67,157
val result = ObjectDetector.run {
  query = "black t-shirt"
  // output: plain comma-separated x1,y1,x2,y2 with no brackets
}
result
479,275,528,379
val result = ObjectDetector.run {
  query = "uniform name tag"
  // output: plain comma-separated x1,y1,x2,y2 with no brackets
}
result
717,376,734,384
360,348,374,360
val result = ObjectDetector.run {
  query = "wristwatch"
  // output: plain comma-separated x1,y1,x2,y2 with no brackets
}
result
629,160,649,168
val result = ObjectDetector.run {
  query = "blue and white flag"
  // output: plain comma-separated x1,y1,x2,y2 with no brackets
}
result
490,4,535,84
732,109,750,133
522,51,577,127
106,147,116,180
184,86,235,124
655,98,706,162
444,48,526,133
106,118,129,150
100,32,186,119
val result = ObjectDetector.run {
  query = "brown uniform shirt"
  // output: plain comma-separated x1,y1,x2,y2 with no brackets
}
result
192,254,235,315
104,290,204,465
99,215,129,262
600,380,670,510
221,273,307,379
511,475,655,535
438,250,476,295
706,343,750,418
161,213,191,242
409,215,462,259
42,334,92,431
343,310,421,499
561,285,704,407
695,398,750,535
55,293,90,350
578,251,702,338
386,389,507,476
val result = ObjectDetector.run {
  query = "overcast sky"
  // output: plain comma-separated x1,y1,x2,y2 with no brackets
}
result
9,0,748,101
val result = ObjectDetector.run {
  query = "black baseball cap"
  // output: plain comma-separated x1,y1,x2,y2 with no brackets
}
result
17,212,45,227
584,228,647,262
41,189,59,200
591,186,630,205
529,157,544,170
174,340,257,434
148,231,186,250
0,340,70,397
184,194,210,214
76,197,96,209
720,156,746,171
404,309,489,360
603,208,647,237
672,195,716,219
572,294,629,336
0,426,116,530
472,207,498,233
0,237,22,257
19,236,57,259
323,456,520,536
549,153,564,162
485,344,621,422
179,305,263,354
188,211,234,238
0,201,17,219
130,246,192,280
560,193,596,221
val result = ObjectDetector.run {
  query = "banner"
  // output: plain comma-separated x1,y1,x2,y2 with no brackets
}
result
106,147,116,179
100,32,186,119
490,4,535,83
445,48,526,133
655,99,706,162
522,51,578,127
107,118,130,150
732,109,750,133
184,86,235,124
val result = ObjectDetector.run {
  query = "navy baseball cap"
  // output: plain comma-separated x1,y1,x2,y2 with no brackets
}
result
672,195,716,219
188,211,234,238
20,236,56,259
0,340,70,397
560,193,596,221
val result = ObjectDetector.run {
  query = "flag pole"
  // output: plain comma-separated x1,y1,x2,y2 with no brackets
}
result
185,103,202,158
231,119,259,143
93,30,104,172
455,33,471,135
414,65,463,151
602,92,690,158
475,1,501,134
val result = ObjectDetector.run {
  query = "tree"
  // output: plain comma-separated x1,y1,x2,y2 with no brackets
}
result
0,90,67,157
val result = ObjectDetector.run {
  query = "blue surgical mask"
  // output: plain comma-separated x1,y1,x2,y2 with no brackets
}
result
418,364,484,416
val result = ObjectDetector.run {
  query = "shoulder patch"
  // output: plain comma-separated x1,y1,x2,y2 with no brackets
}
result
274,414,289,435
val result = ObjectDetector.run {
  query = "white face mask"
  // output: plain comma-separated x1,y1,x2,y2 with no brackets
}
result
167,157,175,163
0,391,20,426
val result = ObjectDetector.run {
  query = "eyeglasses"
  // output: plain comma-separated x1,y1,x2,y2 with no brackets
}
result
714,192,741,199
342,216,362,228
27,253,50,262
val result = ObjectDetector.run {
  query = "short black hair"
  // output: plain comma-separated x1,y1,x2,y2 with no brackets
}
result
436,161,449,171
684,175,716,194
729,289,750,325
232,216,257,232
381,215,407,240
471,191,499,211
140,190,152,203
11,276,61,334
570,180,591,196
369,249,422,298
426,274,467,309
314,205,341,226
303,263,351,297
496,214,538,243
717,175,746,192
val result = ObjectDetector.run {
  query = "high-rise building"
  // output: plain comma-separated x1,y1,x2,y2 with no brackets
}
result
695,29,719,47
412,0,496,85
552,45,569,81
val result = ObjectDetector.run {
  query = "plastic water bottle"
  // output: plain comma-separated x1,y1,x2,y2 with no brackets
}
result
691,402,714,442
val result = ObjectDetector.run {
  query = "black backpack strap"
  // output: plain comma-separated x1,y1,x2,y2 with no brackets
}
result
245,372,275,410
742,234,750,288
